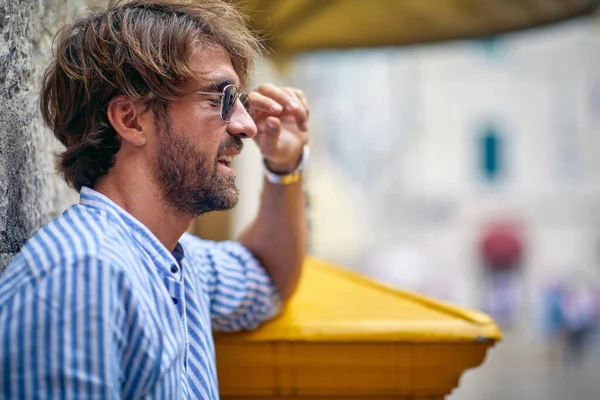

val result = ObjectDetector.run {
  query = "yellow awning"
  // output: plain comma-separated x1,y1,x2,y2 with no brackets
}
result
239,0,598,56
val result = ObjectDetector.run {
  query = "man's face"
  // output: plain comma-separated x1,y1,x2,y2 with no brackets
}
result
151,44,256,216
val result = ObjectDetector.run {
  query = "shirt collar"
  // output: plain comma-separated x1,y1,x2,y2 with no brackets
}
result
79,186,183,273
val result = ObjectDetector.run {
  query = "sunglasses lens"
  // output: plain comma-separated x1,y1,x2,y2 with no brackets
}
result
221,85,239,121
239,93,252,115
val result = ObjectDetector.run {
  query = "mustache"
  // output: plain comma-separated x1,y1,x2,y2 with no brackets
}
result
217,136,244,156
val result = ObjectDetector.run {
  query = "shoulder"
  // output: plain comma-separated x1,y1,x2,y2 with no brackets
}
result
0,204,136,299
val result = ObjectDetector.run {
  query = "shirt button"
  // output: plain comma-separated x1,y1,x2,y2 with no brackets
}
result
172,297,179,305
170,265,178,274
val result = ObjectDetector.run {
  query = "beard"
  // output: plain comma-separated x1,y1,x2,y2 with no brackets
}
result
153,114,244,217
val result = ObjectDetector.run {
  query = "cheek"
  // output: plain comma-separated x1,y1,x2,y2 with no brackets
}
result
176,114,221,144
195,120,228,157
195,128,226,165
170,103,228,160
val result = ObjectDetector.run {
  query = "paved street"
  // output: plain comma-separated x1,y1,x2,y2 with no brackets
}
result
449,330,600,400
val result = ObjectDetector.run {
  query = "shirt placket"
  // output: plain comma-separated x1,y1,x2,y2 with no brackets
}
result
165,260,190,374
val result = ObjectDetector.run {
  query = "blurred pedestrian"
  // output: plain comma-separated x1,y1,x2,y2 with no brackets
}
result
560,279,598,365
479,219,524,328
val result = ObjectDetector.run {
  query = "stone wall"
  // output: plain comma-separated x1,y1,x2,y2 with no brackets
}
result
0,0,83,271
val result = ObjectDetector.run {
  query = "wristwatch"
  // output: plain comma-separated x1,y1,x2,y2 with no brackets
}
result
263,145,310,185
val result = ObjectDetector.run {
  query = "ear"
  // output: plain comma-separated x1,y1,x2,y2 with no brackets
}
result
107,95,153,147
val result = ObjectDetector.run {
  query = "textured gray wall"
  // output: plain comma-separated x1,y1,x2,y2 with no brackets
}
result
0,0,82,271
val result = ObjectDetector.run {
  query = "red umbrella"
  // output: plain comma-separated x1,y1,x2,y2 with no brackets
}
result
480,222,523,269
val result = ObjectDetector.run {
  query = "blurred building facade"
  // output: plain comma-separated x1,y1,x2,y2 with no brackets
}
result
233,17,600,339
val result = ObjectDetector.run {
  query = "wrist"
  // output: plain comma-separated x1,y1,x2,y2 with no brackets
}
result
263,145,310,185
264,157,302,175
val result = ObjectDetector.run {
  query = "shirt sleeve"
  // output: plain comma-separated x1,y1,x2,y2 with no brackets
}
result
0,255,159,399
182,235,282,332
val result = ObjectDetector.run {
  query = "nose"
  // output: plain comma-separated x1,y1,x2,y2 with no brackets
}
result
226,99,257,139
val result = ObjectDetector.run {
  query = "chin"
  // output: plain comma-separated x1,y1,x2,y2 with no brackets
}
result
192,186,239,216
221,187,240,210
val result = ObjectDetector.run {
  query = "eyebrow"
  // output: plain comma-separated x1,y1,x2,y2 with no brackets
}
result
200,78,235,93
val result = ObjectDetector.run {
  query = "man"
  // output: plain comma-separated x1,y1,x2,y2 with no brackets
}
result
0,0,309,398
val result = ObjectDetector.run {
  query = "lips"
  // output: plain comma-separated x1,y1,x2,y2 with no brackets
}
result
217,154,235,167
216,138,243,168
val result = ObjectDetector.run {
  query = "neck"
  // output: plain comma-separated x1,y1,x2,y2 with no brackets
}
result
94,170,193,252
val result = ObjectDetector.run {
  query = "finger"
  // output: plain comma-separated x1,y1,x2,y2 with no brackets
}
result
282,87,309,132
264,116,281,137
293,88,310,119
256,83,305,117
248,91,283,114
258,116,281,155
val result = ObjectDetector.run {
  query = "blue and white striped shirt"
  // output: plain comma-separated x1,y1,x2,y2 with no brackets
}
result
0,187,281,399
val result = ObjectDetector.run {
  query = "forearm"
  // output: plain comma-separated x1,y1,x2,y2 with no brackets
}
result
237,177,307,301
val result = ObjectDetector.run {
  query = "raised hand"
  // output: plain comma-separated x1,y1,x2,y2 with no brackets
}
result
248,84,309,173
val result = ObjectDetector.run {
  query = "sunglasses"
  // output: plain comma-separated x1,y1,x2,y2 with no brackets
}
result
196,84,252,122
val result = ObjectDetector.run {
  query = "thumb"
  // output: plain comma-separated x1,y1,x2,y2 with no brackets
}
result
261,116,281,154
265,116,281,138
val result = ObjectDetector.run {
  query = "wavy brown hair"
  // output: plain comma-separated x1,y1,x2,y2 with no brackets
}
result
40,0,262,191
